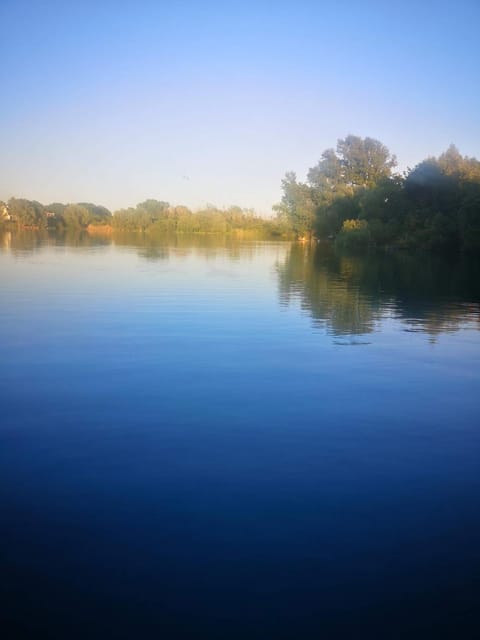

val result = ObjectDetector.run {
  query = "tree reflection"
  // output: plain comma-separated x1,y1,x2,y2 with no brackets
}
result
0,228,278,264
0,229,112,253
277,243,480,339
111,231,261,262
277,243,380,336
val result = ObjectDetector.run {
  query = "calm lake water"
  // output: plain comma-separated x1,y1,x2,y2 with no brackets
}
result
1,230,480,638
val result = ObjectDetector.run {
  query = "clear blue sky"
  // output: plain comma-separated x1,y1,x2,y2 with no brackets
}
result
1,0,479,214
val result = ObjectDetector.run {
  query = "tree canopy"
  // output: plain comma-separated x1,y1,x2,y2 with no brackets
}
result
275,135,480,252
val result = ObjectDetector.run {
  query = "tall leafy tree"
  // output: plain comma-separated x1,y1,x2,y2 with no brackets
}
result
337,135,397,188
301,136,398,239
274,172,316,239
78,203,112,222
307,148,344,194
136,200,170,221
62,204,91,228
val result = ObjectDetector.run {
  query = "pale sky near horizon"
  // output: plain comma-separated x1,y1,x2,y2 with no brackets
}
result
1,0,479,215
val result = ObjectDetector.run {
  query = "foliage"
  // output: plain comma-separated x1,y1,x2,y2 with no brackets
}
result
3,194,287,237
62,204,91,228
8,198,46,227
275,136,397,240
273,172,316,238
112,200,289,237
275,135,480,252
337,135,397,188
335,219,370,251
4,198,111,230
77,203,112,223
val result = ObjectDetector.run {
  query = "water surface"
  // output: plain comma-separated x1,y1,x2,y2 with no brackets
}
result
1,231,479,638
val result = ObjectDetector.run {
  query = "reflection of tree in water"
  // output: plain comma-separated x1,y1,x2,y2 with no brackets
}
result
277,243,380,336
277,243,480,339
345,249,480,338
1,229,279,265
0,229,51,253
1,231,12,250
112,231,263,262
0,229,112,254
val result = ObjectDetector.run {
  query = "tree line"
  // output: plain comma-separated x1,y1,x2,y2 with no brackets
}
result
0,200,112,229
0,198,290,238
3,138,480,250
111,201,289,236
275,135,480,251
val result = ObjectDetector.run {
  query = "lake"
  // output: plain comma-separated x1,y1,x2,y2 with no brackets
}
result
1,230,479,638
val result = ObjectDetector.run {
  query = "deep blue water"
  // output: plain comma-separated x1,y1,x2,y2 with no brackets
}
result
1,232,480,638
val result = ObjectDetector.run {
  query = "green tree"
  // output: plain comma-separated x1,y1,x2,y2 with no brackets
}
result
274,172,316,239
307,148,344,194
8,198,46,227
302,136,397,240
77,203,112,223
136,199,170,222
337,135,397,188
62,204,91,228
